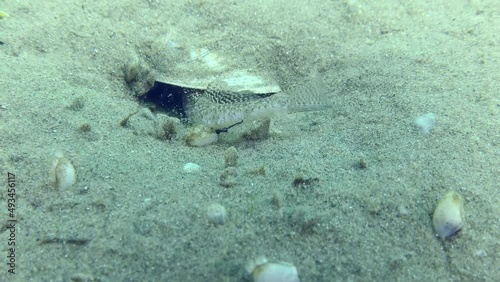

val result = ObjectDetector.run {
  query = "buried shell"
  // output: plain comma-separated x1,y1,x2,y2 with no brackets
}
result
127,37,281,97
154,46,282,94
50,153,77,189
432,191,465,239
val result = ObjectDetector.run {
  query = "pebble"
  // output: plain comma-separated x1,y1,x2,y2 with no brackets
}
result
183,162,201,173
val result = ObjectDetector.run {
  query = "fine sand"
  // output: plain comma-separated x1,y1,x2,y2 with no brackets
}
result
0,1,498,281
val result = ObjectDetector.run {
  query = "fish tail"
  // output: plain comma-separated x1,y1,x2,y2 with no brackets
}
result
285,78,332,113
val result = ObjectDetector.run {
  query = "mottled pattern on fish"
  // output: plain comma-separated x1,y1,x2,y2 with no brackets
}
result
185,79,332,129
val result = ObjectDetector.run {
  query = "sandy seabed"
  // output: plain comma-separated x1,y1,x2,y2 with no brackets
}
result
0,1,498,281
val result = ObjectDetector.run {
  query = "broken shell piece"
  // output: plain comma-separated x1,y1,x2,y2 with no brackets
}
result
207,203,227,226
432,191,465,239
155,46,281,94
133,36,281,95
183,162,201,173
415,113,436,134
50,154,77,189
246,257,300,282
185,125,218,147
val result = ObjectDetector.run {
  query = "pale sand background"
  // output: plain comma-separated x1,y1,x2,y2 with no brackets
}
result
0,0,499,281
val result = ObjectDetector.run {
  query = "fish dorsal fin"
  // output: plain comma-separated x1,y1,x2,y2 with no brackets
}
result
205,80,275,104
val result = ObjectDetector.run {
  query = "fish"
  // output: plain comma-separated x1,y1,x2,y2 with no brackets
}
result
184,78,332,130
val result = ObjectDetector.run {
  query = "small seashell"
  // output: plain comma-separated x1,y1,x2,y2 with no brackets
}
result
432,191,464,239
206,203,227,226
183,162,201,173
246,257,300,282
50,154,77,189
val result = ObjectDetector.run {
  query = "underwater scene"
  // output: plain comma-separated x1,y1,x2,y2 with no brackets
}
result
0,1,498,281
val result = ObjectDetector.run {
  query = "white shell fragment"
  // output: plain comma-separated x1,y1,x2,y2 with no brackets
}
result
183,162,201,173
246,257,300,282
50,154,77,189
156,46,282,94
144,36,281,94
415,113,436,134
432,191,465,239
207,203,227,226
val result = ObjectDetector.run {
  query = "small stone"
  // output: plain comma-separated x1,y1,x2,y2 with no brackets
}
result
397,205,409,216
358,157,367,169
183,162,201,173
224,146,238,168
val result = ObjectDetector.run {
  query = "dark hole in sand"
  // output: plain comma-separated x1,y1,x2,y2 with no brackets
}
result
138,81,200,120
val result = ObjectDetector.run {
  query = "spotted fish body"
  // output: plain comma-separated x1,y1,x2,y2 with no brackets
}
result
185,78,332,129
